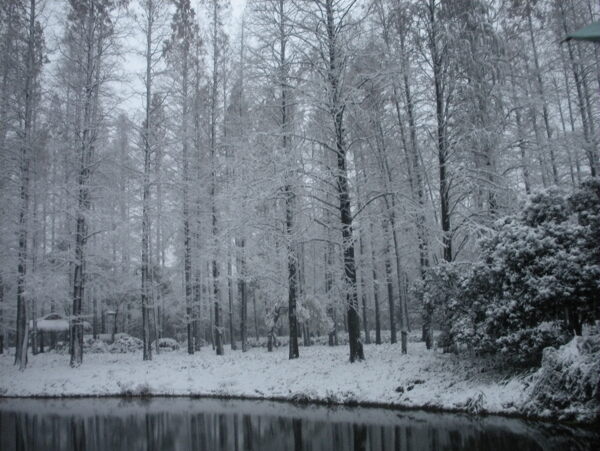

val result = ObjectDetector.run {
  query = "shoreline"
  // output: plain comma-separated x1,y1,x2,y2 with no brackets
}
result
1,341,597,426
1,391,598,428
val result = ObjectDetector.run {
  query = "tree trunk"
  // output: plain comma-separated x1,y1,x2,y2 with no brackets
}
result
181,27,194,355
141,119,152,361
238,239,248,352
252,284,259,342
209,0,223,357
285,179,299,358
358,233,370,344
527,6,558,184
559,2,599,176
141,4,153,360
228,257,236,350
509,64,531,194
382,220,397,345
15,0,38,371
0,274,4,354
324,0,362,362
273,0,299,360
428,0,452,263
267,307,281,352
369,221,382,345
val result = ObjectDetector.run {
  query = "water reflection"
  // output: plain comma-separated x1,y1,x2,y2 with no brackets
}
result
0,398,597,451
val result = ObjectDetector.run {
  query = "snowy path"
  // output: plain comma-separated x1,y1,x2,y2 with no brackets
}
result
0,341,529,418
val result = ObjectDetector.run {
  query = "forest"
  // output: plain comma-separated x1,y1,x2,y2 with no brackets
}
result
0,0,598,390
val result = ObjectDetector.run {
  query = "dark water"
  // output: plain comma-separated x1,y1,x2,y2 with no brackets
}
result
0,398,598,451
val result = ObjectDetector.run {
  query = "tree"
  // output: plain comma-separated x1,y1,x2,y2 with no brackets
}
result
248,0,300,359
205,0,230,356
15,0,43,370
296,0,365,362
164,0,199,355
138,0,169,361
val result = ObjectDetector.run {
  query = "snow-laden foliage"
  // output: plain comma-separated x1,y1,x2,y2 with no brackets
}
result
523,335,600,423
421,180,600,367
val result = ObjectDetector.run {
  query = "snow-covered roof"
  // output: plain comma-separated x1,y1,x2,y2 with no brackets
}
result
29,314,91,332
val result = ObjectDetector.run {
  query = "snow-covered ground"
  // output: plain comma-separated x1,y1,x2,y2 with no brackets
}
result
0,341,527,411
0,338,596,424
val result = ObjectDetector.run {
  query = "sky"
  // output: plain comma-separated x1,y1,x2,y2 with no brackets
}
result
41,0,248,122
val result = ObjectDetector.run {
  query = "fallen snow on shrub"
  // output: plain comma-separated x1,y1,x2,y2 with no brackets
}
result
152,338,180,352
522,335,600,423
108,335,143,353
83,337,109,354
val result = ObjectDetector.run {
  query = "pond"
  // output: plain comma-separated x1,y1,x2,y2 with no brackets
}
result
0,397,598,451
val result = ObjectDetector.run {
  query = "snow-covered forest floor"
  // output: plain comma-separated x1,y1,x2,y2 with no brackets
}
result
2,333,598,424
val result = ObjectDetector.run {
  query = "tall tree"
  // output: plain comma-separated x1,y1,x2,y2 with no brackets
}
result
297,0,365,362
66,0,123,368
205,0,229,356
15,0,43,370
165,0,199,354
138,0,168,361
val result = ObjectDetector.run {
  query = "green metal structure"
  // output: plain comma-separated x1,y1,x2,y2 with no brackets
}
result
566,21,600,42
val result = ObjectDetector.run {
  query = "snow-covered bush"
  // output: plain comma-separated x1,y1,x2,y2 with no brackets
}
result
476,184,599,365
151,337,180,352
83,336,109,353
522,335,600,422
109,334,143,353
422,180,600,367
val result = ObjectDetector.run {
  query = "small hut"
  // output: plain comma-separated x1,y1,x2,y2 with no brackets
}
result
29,313,91,352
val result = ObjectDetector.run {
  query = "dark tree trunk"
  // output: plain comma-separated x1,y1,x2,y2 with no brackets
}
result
111,307,118,344
286,181,299,358
139,0,157,362
428,0,452,263
383,220,396,345
322,0,363,362
92,287,98,340
325,244,336,346
253,285,259,342
303,323,311,346
358,234,370,344
228,258,236,350
141,111,152,362
369,222,382,345
71,210,86,367
267,307,282,352
238,239,248,352
0,274,3,354
526,6,558,184
422,0,452,351
15,0,38,371
193,274,201,351
559,2,598,176
181,28,193,356
209,0,223,357
287,194,300,359
214,274,224,355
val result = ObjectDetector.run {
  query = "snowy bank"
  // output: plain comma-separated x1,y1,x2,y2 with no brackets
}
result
0,339,597,424
522,335,600,423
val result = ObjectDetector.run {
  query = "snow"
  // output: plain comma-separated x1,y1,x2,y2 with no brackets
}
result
0,336,596,423
0,340,528,416
28,314,92,332
522,335,600,423
30,318,70,332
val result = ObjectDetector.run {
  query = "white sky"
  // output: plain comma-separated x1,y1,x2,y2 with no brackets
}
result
42,0,248,122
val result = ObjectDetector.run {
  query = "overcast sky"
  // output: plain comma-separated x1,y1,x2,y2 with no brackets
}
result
42,0,248,123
